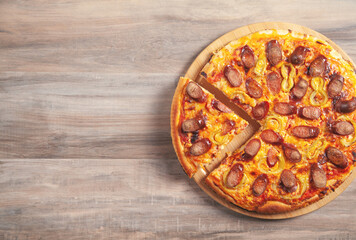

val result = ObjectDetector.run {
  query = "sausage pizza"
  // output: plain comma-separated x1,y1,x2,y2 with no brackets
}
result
171,29,356,213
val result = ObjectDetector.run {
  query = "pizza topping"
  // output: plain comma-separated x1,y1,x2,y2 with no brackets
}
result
310,77,328,107
252,174,268,197
298,106,321,120
246,78,263,99
308,55,328,77
186,82,205,102
252,101,269,120
290,46,309,65
182,118,205,132
267,147,279,167
224,65,242,87
311,163,327,189
274,102,297,115
292,126,320,139
261,129,283,145
327,74,344,98
266,71,281,94
334,97,356,113
225,163,244,188
282,143,301,163
325,146,348,169
331,121,354,136
190,138,212,156
241,45,256,69
280,169,297,189
221,119,236,135
211,99,232,113
244,138,261,159
266,40,282,66
291,77,308,100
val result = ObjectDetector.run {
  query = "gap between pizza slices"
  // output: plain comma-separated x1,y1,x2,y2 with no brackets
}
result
171,29,356,213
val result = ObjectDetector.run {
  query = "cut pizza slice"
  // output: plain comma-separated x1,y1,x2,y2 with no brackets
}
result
171,77,249,177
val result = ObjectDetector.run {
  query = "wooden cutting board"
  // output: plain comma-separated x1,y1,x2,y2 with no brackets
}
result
182,22,356,219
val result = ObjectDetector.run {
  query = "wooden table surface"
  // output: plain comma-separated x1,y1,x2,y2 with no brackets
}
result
1,0,356,239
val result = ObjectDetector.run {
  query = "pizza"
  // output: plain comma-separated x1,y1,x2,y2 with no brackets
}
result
171,29,356,214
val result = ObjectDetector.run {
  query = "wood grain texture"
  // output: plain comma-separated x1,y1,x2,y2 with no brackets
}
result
1,0,356,239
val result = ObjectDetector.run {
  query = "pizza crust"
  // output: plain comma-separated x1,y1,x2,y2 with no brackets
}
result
257,201,292,214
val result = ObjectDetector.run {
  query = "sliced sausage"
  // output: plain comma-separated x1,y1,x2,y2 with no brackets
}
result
266,40,282,66
280,169,297,189
221,120,236,136
331,121,354,136
334,97,356,113
266,71,281,94
211,99,231,113
327,74,344,98
252,174,268,197
252,101,269,120
260,129,283,145
182,118,205,132
246,78,263,99
291,77,308,100
308,55,328,77
244,139,261,159
325,147,348,169
224,65,242,87
298,106,321,120
311,163,327,189
292,126,320,139
290,46,309,65
267,148,279,167
186,82,205,102
190,138,212,156
225,163,244,188
282,143,301,163
274,102,297,116
241,45,256,69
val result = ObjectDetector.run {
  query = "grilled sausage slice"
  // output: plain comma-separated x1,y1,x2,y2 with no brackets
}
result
211,99,231,113
224,65,242,87
182,118,205,132
308,55,328,77
266,71,281,94
298,106,321,120
327,74,344,98
241,45,256,69
266,40,282,66
274,102,297,116
280,169,297,189
186,82,205,102
260,129,283,145
292,126,320,139
334,97,356,113
267,148,279,167
221,120,236,136
290,46,309,65
325,147,348,169
190,138,211,156
252,174,268,197
291,77,308,100
282,143,301,163
244,139,261,159
252,101,269,120
246,78,263,99
331,121,354,136
311,163,327,189
225,163,244,188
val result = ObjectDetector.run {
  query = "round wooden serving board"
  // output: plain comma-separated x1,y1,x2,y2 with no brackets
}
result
183,22,356,219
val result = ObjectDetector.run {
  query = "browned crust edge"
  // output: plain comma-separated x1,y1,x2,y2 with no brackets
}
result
170,77,197,178
257,201,292,214
205,175,241,207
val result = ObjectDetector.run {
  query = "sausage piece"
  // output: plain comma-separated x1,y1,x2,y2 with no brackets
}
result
224,65,242,87
260,129,283,145
291,77,308,100
282,143,301,163
241,45,256,69
325,147,348,169
308,55,328,77
274,102,297,116
186,82,205,102
225,163,244,188
266,40,282,66
182,118,205,132
246,78,263,99
211,99,231,113
252,174,268,197
331,121,354,136
334,97,356,113
327,74,344,98
280,169,297,189
267,147,279,167
252,101,269,120
190,138,212,156
221,120,236,136
266,71,281,94
292,126,320,139
311,163,327,189
290,46,309,65
244,139,261,159
298,106,321,120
